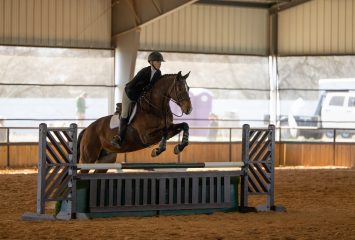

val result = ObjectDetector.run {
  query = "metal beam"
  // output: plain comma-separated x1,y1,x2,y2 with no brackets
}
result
112,0,198,40
125,0,141,26
152,0,163,14
197,0,273,9
269,0,311,13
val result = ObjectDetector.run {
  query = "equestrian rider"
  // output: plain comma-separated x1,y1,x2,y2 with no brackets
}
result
111,51,164,148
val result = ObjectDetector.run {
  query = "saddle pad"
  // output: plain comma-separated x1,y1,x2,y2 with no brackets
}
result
109,104,137,129
109,114,120,129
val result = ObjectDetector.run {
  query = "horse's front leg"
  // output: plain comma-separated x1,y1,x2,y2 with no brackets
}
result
151,134,167,157
173,122,189,154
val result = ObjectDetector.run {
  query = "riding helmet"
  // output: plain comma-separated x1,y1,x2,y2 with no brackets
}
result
148,51,165,62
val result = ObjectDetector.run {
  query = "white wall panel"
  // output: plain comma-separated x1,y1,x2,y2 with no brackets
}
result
0,0,111,48
279,0,355,55
140,4,269,55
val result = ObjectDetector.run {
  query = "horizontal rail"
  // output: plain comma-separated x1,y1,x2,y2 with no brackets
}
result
77,162,244,170
78,170,243,180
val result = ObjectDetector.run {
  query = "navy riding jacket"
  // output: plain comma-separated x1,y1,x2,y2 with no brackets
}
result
125,66,161,101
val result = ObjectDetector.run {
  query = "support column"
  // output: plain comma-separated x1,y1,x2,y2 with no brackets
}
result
113,30,141,106
268,13,278,126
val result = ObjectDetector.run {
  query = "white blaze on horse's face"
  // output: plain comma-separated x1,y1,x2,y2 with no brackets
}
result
174,72,192,115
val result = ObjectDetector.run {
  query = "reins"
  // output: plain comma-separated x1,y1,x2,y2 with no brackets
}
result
140,74,188,118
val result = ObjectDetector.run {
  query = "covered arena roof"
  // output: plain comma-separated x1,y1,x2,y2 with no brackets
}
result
3,0,353,56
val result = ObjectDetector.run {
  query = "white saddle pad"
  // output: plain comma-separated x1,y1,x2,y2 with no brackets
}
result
109,114,120,129
109,105,137,129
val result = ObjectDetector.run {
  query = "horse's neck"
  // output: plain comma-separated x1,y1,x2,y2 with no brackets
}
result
136,76,174,119
150,76,174,106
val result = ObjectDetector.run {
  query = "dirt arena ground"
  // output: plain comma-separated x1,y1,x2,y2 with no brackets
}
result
0,168,355,240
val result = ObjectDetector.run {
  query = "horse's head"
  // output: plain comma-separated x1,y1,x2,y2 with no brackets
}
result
170,71,192,115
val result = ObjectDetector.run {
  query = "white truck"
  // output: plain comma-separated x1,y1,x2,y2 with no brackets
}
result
285,78,355,139
321,90,355,137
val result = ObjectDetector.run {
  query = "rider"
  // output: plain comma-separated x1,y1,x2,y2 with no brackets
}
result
111,51,165,148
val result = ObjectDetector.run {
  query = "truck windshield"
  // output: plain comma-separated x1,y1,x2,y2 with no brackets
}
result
329,96,345,106
348,97,355,107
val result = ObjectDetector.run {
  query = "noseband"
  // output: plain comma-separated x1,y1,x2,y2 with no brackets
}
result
169,76,190,109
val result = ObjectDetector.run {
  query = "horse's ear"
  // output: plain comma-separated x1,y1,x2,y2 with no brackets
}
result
177,71,182,78
183,71,191,79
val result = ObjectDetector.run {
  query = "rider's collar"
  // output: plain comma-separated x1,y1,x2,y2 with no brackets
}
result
150,66,157,80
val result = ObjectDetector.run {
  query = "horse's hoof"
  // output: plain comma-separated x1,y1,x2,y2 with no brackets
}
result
174,145,180,154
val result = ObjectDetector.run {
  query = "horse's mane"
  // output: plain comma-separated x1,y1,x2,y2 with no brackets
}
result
138,73,178,111
161,73,177,78
149,73,177,88
140,73,179,97
150,73,177,87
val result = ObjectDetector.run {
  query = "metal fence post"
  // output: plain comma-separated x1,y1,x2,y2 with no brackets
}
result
268,124,276,209
229,128,232,162
37,123,47,215
240,124,250,208
333,129,336,166
69,123,78,219
6,128,10,167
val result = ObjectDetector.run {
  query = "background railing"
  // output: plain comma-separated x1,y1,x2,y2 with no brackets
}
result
1,126,355,168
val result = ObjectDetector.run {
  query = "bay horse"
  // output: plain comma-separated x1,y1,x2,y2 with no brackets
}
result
78,71,192,166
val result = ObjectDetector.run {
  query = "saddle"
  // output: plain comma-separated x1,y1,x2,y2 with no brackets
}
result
110,103,136,129
110,87,154,129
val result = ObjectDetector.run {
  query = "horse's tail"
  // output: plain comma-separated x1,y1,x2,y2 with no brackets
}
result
76,128,86,163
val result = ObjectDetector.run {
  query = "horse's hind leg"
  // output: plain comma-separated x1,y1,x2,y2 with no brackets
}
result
79,134,102,173
94,150,117,173
79,147,101,174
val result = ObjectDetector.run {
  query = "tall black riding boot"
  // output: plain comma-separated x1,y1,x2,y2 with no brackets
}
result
111,118,128,148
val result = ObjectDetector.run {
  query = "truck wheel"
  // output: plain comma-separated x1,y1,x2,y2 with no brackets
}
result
341,132,351,138
325,131,334,138
312,132,323,139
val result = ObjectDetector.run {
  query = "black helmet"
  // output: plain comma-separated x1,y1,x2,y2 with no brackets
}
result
148,51,165,62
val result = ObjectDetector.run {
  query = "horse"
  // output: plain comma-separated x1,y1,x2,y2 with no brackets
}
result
77,71,193,166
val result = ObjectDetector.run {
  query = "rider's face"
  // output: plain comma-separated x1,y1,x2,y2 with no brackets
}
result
151,61,161,70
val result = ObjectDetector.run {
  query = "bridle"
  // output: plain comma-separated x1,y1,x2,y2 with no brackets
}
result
140,74,190,118
168,75,190,117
